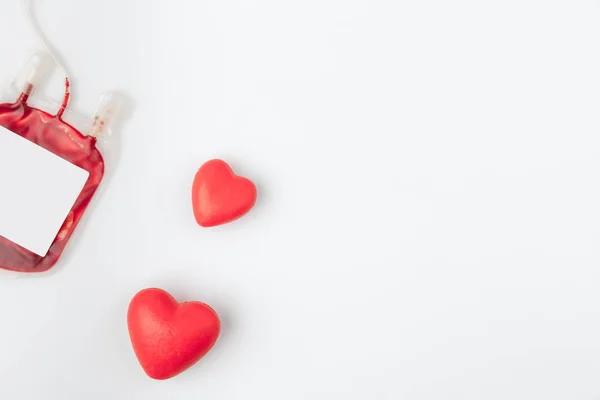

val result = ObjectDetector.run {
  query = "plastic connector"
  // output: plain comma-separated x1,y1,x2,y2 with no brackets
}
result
90,92,124,138
14,52,53,97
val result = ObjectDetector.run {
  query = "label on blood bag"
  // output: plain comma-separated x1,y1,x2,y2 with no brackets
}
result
0,125,89,256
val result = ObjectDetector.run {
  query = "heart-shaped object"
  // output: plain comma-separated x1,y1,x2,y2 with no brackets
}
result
127,288,221,380
192,159,257,227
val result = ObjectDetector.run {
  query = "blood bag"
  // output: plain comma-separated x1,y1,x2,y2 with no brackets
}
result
0,53,122,273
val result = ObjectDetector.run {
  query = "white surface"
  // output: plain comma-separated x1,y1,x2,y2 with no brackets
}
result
1,0,600,398
0,125,89,256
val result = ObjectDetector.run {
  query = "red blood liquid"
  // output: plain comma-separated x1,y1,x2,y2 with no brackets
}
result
0,94,104,273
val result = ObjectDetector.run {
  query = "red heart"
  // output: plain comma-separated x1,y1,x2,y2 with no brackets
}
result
127,288,221,380
192,159,257,227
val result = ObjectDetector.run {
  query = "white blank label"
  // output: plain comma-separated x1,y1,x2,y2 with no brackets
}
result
0,125,89,256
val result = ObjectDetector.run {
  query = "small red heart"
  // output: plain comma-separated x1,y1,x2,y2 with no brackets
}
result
192,159,257,227
127,288,221,380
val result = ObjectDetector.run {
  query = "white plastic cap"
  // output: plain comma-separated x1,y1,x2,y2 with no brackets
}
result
89,92,124,138
14,52,53,95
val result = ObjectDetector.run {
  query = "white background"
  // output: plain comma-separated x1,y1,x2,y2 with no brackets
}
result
0,0,600,398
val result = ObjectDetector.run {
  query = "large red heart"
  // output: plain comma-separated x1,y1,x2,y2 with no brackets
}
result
127,288,221,380
192,159,257,227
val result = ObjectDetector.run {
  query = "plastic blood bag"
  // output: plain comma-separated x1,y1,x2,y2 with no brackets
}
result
0,53,122,273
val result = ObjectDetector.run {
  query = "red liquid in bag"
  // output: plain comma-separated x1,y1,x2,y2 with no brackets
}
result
0,94,104,273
